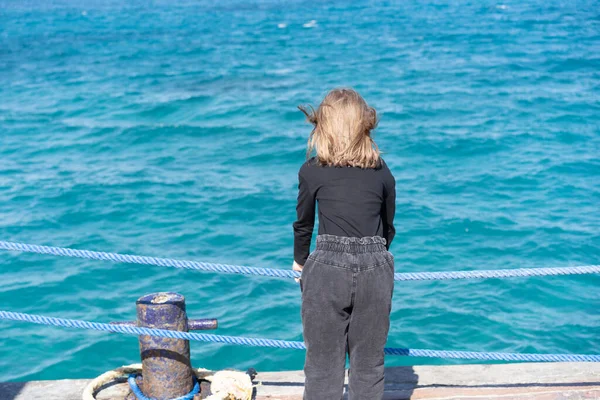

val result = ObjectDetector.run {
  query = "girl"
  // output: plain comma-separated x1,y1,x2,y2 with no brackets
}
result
292,88,396,400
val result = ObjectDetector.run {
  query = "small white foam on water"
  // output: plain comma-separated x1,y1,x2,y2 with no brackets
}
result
277,23,287,29
303,20,317,28
268,68,294,75
496,4,507,9
81,10,87,16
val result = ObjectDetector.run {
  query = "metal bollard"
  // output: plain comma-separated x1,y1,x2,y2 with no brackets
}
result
118,292,217,400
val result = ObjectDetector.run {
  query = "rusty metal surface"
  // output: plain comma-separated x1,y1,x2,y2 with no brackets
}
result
188,319,218,331
136,292,194,400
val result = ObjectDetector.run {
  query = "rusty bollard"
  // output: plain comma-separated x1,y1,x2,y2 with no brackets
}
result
114,292,217,400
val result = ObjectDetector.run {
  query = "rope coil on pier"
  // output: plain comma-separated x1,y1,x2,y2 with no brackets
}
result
81,364,215,400
1,310,599,363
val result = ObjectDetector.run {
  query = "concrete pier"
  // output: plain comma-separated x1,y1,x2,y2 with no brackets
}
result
1,362,599,400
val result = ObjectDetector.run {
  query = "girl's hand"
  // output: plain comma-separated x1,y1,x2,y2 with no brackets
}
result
292,261,303,283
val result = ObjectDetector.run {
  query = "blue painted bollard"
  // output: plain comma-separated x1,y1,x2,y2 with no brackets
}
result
118,292,217,400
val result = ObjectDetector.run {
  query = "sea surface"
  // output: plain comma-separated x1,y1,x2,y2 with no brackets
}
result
0,0,599,383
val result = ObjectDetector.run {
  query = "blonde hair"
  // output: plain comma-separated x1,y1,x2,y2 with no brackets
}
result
299,88,380,169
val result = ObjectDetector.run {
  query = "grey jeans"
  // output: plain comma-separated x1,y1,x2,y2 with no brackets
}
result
300,234,394,400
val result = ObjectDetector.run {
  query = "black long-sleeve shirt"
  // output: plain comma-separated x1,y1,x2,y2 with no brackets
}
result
293,157,396,265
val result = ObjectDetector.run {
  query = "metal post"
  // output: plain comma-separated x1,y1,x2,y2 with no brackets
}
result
136,292,194,399
112,292,217,399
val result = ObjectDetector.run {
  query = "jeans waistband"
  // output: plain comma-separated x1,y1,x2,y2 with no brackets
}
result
316,234,387,254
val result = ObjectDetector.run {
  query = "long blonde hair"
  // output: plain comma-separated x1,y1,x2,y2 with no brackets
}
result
299,88,380,169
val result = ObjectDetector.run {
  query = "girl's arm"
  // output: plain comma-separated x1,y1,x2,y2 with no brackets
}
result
293,167,316,265
382,166,396,250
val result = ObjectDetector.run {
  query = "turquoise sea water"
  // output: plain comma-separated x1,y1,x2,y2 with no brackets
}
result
1,0,599,383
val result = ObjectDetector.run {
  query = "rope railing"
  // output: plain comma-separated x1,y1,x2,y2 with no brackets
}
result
1,310,598,362
2,240,598,365
1,240,598,282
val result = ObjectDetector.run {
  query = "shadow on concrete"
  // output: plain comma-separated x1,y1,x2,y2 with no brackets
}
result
255,366,419,399
345,366,419,400
416,381,600,389
0,382,28,400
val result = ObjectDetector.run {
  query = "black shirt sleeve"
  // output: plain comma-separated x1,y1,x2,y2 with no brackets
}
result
381,162,396,250
293,164,317,265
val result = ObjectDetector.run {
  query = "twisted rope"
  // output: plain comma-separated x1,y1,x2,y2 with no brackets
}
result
1,310,598,362
1,240,598,281
128,374,200,400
